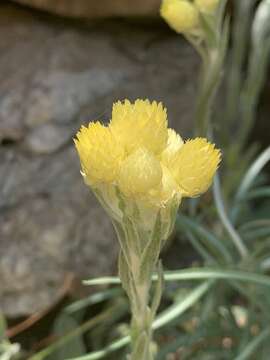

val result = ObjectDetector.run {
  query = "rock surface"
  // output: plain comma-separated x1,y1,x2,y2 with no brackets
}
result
0,4,198,316
12,0,161,18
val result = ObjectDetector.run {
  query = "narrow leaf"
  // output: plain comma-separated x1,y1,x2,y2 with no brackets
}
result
67,282,211,360
0,313,7,341
48,313,86,359
139,212,162,283
84,267,270,288
150,261,164,319
234,328,270,360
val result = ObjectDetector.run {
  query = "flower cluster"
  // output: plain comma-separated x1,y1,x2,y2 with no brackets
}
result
75,99,221,359
160,0,220,35
75,99,220,209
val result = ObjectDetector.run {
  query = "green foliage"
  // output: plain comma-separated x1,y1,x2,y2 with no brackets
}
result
47,313,86,359
0,313,21,360
0,314,7,341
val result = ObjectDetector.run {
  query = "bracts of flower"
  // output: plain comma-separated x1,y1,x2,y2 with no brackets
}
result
74,99,221,360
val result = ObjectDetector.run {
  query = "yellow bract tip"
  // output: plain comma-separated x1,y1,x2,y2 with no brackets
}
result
168,137,221,197
161,128,184,167
118,147,162,197
74,121,124,185
195,0,220,14
110,99,168,156
160,0,200,34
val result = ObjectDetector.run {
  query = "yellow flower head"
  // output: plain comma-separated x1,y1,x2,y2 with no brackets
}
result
195,0,220,14
167,137,221,197
75,100,221,206
160,0,200,34
74,121,124,185
118,147,162,197
110,99,168,155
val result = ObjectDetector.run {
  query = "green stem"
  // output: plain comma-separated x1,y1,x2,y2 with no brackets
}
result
128,252,154,360
116,220,158,360
195,47,223,136
193,5,229,137
111,195,172,359
213,174,248,259
224,0,254,133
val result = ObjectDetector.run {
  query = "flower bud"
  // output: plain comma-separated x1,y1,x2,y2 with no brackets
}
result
74,122,124,185
110,99,168,156
160,0,200,34
168,138,221,197
118,147,162,197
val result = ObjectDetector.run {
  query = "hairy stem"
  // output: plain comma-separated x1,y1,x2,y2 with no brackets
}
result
129,253,154,360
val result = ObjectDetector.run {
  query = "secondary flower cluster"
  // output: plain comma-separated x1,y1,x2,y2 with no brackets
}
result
160,0,220,35
75,99,221,209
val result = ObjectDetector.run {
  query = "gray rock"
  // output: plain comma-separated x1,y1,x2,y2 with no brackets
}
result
0,147,118,315
24,69,126,127
0,4,198,316
11,0,160,18
25,123,72,153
